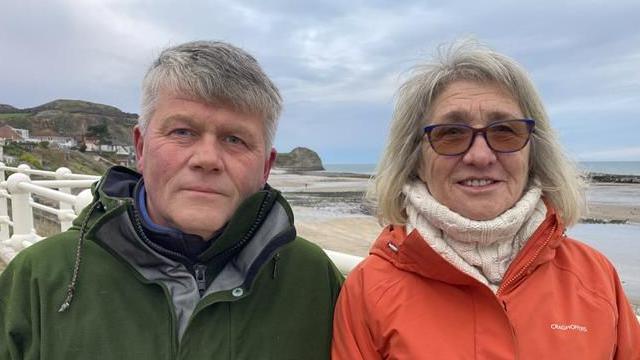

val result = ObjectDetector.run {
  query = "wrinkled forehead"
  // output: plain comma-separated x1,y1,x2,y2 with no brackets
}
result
150,87,267,126
427,80,523,124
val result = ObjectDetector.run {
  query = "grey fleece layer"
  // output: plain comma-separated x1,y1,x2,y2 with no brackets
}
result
95,201,291,338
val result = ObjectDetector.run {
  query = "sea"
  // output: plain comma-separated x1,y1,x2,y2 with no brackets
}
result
324,161,640,304
324,161,640,176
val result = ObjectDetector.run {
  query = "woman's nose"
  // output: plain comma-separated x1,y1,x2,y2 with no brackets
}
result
462,133,497,167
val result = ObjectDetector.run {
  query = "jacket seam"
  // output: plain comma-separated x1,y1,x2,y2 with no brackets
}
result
470,288,478,358
548,260,617,317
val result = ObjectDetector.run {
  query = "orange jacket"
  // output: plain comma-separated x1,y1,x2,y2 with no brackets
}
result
332,209,640,359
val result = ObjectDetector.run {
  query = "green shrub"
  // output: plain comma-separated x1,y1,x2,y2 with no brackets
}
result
18,153,42,168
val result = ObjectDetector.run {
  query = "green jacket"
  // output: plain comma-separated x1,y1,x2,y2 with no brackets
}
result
0,167,343,359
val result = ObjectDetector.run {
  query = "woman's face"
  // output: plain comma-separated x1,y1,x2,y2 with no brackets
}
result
418,80,531,220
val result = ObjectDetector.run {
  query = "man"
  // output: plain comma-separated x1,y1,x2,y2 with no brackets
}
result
0,41,343,359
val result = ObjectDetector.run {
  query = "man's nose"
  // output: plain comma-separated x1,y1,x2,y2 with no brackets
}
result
189,136,224,171
462,133,497,167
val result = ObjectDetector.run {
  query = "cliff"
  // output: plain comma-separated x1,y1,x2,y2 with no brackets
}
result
276,147,324,171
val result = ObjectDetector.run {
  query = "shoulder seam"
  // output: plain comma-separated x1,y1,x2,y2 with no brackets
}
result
549,260,617,316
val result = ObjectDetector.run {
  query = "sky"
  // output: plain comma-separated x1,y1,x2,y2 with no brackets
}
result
1,0,639,163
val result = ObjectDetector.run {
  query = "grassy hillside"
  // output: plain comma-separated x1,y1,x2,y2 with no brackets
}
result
0,99,137,145
3,142,112,175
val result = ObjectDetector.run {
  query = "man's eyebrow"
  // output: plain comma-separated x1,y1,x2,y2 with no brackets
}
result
157,115,199,131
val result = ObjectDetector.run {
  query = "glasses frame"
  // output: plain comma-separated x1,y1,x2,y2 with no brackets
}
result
423,119,536,156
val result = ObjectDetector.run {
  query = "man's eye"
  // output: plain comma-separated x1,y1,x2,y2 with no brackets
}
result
170,128,194,137
224,135,244,145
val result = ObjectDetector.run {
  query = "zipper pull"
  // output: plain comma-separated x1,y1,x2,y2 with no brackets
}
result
194,264,207,295
272,253,280,279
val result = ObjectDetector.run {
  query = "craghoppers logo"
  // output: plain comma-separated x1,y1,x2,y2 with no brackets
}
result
550,323,588,332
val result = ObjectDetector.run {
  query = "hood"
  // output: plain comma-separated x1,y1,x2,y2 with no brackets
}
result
69,166,140,231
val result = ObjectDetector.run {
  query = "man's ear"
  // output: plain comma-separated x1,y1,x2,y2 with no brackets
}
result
133,125,145,173
263,148,277,183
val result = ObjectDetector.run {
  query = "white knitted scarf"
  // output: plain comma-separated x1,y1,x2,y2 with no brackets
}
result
403,179,547,292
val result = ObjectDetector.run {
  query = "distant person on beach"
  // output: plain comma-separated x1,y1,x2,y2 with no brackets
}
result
0,41,342,359
332,39,640,359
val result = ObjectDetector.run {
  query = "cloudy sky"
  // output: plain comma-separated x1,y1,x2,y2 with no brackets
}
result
1,0,639,163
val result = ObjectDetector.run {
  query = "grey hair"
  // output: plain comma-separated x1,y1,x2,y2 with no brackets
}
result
139,40,282,149
371,38,585,227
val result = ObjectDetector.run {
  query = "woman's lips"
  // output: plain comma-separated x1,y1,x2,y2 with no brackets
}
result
458,178,496,187
456,178,503,192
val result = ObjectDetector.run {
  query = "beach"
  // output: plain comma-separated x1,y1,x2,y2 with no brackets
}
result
269,169,640,313
271,170,640,255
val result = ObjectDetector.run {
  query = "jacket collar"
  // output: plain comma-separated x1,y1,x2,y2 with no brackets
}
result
60,165,297,323
76,165,296,283
371,201,566,290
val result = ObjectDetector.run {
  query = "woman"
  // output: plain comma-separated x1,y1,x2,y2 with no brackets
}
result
332,40,640,359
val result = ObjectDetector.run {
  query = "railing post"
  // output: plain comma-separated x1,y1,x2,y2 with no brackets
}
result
0,162,10,241
17,163,31,174
55,167,74,231
75,189,94,215
6,172,39,250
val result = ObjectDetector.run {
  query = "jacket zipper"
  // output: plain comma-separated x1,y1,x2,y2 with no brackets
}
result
272,253,280,279
493,224,559,359
496,224,558,296
194,264,207,295
211,191,273,261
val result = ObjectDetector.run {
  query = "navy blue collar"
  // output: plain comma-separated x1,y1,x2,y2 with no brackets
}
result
134,182,219,263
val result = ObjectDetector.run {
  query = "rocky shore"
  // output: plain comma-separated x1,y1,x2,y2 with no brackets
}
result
272,169,640,226
588,173,640,184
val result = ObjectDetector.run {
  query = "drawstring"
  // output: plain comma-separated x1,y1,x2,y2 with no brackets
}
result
58,201,101,313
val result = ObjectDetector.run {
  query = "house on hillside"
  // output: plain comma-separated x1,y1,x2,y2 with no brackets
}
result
30,135,77,149
115,145,135,166
13,128,29,139
84,138,115,153
0,139,17,165
115,145,134,156
0,126,76,149
0,125,26,141
84,138,101,152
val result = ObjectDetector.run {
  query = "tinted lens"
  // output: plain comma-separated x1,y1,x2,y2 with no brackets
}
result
429,125,472,155
486,120,532,152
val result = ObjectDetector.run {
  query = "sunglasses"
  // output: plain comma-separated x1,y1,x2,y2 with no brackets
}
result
423,119,535,156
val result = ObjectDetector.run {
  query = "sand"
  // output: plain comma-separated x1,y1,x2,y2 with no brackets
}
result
278,174,640,257
585,183,640,223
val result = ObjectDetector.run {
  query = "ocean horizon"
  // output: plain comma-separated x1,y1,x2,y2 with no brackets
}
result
325,161,640,176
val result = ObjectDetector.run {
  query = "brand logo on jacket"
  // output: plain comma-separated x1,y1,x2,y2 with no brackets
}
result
550,323,588,332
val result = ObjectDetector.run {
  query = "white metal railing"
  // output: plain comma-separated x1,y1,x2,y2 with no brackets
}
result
0,163,365,273
324,249,363,275
0,163,99,264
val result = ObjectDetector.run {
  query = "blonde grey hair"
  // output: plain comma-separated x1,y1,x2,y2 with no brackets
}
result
371,39,585,227
139,40,282,149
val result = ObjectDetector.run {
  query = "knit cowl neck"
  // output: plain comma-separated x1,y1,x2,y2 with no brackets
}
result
403,179,547,291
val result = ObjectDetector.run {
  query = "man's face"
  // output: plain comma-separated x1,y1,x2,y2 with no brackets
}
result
134,89,276,239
